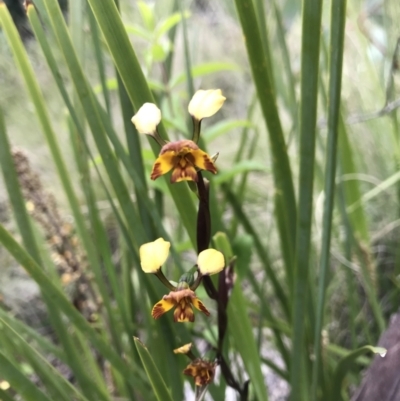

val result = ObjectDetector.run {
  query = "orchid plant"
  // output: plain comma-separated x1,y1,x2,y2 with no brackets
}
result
131,90,246,396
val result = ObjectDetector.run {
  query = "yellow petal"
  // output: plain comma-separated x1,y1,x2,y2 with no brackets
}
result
152,298,175,319
188,89,226,120
191,149,217,174
197,249,225,275
139,238,170,273
131,103,161,134
151,152,176,180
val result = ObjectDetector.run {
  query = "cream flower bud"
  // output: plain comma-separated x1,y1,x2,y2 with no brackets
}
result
188,89,226,120
173,343,193,354
139,238,170,273
197,249,225,275
131,103,162,134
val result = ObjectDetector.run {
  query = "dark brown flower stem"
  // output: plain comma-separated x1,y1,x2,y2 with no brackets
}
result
196,171,211,253
196,171,219,299
195,172,248,400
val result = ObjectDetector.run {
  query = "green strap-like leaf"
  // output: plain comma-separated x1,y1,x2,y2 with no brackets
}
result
234,0,297,285
0,317,90,401
85,0,197,246
290,0,324,399
0,351,54,401
0,221,147,393
227,262,270,401
311,1,348,399
134,338,175,401
330,345,386,401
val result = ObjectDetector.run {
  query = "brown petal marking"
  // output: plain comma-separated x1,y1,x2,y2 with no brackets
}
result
191,149,217,174
152,299,176,319
202,155,217,174
171,164,198,183
192,298,211,316
150,162,163,180
173,298,195,322
152,302,166,319
150,152,177,180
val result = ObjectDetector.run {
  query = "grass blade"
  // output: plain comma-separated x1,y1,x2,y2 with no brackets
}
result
234,0,297,285
330,345,386,401
290,0,324,399
0,108,41,263
85,0,197,245
311,1,347,399
134,338,175,401
0,222,147,393
227,253,270,401
0,351,53,401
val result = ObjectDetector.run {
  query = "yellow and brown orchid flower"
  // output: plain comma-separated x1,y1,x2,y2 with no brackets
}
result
183,359,217,386
150,139,216,183
131,89,226,180
152,282,209,323
139,238,225,322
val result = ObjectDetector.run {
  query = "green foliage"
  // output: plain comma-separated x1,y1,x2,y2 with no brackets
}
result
0,0,399,400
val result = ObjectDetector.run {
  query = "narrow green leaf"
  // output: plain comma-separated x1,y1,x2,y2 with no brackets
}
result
0,318,90,401
234,0,297,288
138,1,155,31
125,23,152,40
154,11,190,39
222,184,290,319
330,346,386,401
0,222,147,392
228,267,269,401
0,3,106,309
346,169,400,213
88,8,112,117
338,124,370,242
202,119,254,143
290,0,323,399
311,1,347,399
134,338,174,401
0,308,65,361
170,62,240,88
0,108,41,263
0,351,53,401
213,160,268,185
85,0,198,246
0,388,15,401
27,8,136,359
